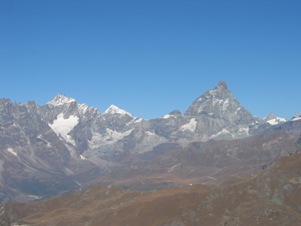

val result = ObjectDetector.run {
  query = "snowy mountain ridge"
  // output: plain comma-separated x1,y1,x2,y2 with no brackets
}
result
47,94,76,106
264,113,287,125
104,104,132,116
292,113,301,121
0,81,300,203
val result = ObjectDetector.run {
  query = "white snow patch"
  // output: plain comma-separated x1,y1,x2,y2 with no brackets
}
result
222,99,229,111
180,118,197,132
239,127,249,135
213,99,223,106
267,117,286,125
104,105,132,116
7,148,17,156
292,115,301,121
126,117,142,126
264,113,287,125
146,131,156,137
37,134,52,147
144,131,164,143
218,128,231,135
162,114,177,119
234,107,241,115
235,107,241,115
134,118,142,123
163,114,171,119
104,128,133,142
88,133,103,148
80,155,86,160
89,129,133,147
210,128,233,139
49,113,79,145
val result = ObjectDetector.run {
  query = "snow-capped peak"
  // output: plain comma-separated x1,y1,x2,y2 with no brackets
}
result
263,113,277,121
291,113,301,121
264,113,286,125
104,104,132,116
47,94,76,106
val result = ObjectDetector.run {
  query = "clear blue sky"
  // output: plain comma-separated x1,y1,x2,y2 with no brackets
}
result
1,0,300,119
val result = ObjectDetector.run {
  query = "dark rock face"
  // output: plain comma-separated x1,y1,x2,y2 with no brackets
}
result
0,82,300,203
185,81,258,138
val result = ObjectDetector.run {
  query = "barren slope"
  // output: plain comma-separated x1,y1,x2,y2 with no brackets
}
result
1,152,301,226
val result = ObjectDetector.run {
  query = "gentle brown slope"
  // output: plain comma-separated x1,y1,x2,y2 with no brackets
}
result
1,153,301,226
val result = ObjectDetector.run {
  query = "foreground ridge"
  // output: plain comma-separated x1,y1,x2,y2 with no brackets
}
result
2,153,301,226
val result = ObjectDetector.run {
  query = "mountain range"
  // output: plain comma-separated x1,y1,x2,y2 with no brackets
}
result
0,81,300,203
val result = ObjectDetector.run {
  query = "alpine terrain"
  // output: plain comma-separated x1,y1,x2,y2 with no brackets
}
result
0,81,300,225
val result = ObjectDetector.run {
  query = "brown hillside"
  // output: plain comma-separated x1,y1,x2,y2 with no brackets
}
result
1,153,301,226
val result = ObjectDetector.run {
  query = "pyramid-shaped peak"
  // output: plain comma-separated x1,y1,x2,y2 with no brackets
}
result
184,81,257,125
104,104,132,116
47,94,76,106
264,112,277,121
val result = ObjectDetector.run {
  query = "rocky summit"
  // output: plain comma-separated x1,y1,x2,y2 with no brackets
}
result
0,81,300,204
